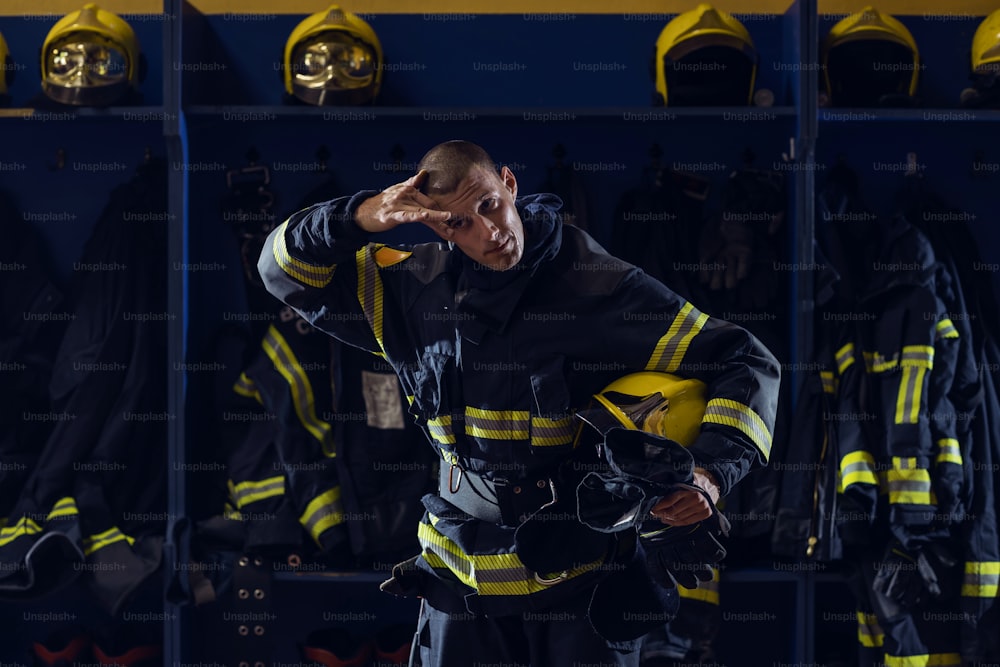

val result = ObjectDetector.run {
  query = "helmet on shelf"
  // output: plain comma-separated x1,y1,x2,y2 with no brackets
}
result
283,5,383,106
40,3,141,106
653,3,758,107
821,6,919,107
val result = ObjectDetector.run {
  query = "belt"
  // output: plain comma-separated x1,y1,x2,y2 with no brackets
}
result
438,463,559,527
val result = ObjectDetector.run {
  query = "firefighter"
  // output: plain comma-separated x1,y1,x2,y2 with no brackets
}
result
258,140,779,666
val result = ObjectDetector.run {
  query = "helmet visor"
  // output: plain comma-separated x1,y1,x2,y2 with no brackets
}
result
663,45,756,106
826,40,916,107
43,31,130,105
290,33,377,104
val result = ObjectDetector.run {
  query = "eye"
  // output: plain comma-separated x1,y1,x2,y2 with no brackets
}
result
447,217,467,230
480,198,498,214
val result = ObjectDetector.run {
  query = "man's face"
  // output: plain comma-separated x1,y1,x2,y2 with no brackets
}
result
425,166,524,271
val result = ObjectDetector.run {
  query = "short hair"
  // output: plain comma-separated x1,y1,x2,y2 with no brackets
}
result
416,140,499,195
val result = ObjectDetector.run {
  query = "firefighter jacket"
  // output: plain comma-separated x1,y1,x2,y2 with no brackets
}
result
0,159,169,614
258,191,779,629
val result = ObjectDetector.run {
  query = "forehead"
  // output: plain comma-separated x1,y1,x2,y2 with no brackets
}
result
428,168,502,211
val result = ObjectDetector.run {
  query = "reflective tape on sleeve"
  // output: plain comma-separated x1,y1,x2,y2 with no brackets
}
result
300,486,344,542
272,220,335,288
645,302,709,373
702,398,773,461
962,561,1000,597
230,475,285,508
427,415,456,446
856,611,884,648
886,458,932,505
0,516,43,547
935,438,963,466
677,568,720,605
840,451,878,490
935,319,959,340
836,343,855,375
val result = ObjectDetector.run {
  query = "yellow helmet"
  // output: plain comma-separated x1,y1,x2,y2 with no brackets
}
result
578,372,707,446
972,10,1000,75
0,31,11,98
283,5,383,106
653,4,757,106
821,6,919,107
41,4,141,106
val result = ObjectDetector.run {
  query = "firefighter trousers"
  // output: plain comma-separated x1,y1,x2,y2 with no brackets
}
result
408,591,641,667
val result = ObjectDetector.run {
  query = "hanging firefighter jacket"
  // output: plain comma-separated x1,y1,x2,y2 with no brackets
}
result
0,158,169,615
891,175,1000,664
0,188,67,523
200,163,349,559
773,161,980,666
258,190,779,642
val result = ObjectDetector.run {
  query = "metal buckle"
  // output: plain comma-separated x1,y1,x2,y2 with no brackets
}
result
448,462,464,493
534,570,569,586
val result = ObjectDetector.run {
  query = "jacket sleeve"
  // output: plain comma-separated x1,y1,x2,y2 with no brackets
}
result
597,269,781,497
257,191,385,355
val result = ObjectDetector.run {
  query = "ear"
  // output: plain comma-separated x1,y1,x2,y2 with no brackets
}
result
500,165,518,198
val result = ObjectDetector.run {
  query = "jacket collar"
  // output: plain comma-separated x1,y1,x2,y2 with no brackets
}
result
453,194,563,340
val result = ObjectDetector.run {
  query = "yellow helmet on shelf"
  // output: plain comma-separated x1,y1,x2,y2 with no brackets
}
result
653,3,758,107
578,372,707,447
40,3,141,106
821,6,919,107
972,9,1000,75
283,5,383,106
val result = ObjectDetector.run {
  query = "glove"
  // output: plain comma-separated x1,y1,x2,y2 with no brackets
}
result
638,483,730,590
872,539,960,614
576,428,694,533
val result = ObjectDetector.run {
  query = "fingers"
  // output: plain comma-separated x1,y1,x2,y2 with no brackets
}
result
651,490,713,526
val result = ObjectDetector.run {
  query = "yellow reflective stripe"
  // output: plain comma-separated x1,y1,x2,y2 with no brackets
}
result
530,416,577,447
820,371,837,395
465,407,530,440
418,515,602,596
884,653,962,667
439,448,459,466
935,319,959,340
82,527,135,556
427,415,456,446
356,246,386,354
702,398,772,461
233,372,263,404
0,516,43,547
962,561,1000,597
840,450,878,490
857,611,884,648
895,365,927,424
677,568,719,605
901,345,935,368
836,343,855,375
262,325,334,456
936,438,963,466
300,486,344,541
47,497,79,520
645,302,709,373
231,475,285,507
272,220,335,288
886,458,932,505
864,351,899,373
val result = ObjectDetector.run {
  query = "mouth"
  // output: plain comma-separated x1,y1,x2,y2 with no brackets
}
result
485,237,511,255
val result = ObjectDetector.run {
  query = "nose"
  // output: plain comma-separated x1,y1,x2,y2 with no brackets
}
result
477,215,501,241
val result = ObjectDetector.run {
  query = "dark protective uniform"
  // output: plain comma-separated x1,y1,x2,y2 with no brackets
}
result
258,191,779,665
